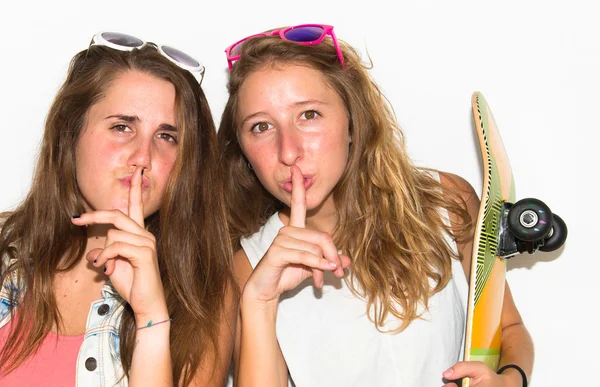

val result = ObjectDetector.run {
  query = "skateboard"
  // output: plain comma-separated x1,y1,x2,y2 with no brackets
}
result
461,92,567,386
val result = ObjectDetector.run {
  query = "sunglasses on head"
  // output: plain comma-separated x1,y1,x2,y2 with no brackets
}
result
224,24,345,71
90,31,205,85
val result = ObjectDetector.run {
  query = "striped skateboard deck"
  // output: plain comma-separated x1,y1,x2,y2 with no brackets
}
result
462,92,515,385
460,91,567,386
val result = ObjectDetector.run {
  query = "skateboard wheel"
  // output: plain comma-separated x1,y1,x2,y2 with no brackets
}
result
539,213,568,252
507,198,553,242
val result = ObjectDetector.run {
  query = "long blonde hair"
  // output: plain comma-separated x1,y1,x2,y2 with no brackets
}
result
0,44,235,384
218,34,471,332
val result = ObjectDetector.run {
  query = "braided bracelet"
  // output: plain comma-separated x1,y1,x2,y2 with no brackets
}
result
135,317,172,331
497,364,527,387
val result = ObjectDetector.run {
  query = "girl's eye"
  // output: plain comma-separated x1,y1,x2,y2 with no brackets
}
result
300,110,320,120
112,124,132,133
157,132,178,144
250,122,272,133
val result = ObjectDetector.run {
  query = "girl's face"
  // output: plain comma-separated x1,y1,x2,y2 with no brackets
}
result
237,64,351,213
75,70,178,217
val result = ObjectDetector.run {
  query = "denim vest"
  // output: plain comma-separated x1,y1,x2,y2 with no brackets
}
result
0,266,128,386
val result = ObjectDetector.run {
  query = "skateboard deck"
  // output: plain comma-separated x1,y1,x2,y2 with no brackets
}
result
462,92,515,385
461,92,567,386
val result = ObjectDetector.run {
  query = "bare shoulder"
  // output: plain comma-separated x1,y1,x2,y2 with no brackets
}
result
437,171,480,277
233,248,253,290
438,171,479,207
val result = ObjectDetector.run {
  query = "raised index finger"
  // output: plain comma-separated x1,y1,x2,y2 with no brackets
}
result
288,165,306,228
128,166,145,227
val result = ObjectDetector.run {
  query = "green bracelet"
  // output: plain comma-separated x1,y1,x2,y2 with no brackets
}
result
135,317,172,331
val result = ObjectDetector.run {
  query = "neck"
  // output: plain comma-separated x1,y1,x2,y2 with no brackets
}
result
53,224,111,335
85,223,112,251
60,224,112,280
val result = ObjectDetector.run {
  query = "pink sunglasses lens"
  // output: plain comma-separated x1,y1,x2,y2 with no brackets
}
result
229,41,245,58
283,26,325,42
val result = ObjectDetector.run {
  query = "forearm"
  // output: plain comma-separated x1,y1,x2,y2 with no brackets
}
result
498,322,534,386
238,295,286,387
129,313,173,387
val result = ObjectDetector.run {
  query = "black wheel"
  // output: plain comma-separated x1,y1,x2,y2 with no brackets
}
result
507,198,553,242
539,214,568,252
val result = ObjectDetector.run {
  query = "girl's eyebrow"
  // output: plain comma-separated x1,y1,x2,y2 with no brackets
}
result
105,114,138,122
240,111,268,127
291,99,328,108
104,114,177,132
240,100,328,127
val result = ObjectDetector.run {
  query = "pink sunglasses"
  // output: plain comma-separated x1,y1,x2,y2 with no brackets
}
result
224,24,346,71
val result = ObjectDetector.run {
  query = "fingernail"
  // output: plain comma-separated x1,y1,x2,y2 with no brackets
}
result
103,266,107,273
443,368,453,376
329,261,338,268
319,279,324,288
72,215,80,219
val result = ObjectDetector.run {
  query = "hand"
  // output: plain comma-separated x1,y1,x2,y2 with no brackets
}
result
443,361,520,387
243,165,351,303
72,166,168,320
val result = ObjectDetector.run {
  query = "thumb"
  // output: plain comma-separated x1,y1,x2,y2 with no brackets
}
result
443,361,488,382
340,254,352,268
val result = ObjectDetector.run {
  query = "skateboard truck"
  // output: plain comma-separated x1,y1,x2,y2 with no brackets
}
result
497,198,568,258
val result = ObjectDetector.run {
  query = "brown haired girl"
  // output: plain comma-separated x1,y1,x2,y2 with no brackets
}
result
0,32,236,386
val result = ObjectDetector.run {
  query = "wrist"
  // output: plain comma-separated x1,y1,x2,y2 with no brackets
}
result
241,282,281,307
498,371,523,387
240,290,279,321
133,302,169,322
497,364,528,387
134,310,170,329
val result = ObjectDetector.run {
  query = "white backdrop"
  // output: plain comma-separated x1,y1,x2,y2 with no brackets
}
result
0,0,596,385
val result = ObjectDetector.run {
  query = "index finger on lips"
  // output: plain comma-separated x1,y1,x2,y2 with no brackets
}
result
129,166,145,227
288,165,306,228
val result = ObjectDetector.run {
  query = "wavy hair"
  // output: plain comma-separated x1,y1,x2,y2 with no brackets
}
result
0,44,234,384
218,34,471,332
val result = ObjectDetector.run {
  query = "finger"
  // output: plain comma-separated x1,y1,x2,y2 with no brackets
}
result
106,229,156,249
91,242,154,269
72,210,148,237
86,248,103,264
333,254,352,277
443,361,487,381
86,249,113,275
312,268,324,288
279,227,342,269
274,234,326,262
270,247,338,272
288,165,306,228
339,254,352,268
129,166,145,227
104,259,116,276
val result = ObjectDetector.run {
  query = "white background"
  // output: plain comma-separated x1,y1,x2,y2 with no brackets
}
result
0,0,596,385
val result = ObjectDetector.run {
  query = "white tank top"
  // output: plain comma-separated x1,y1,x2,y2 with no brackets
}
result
236,202,469,387
228,172,469,387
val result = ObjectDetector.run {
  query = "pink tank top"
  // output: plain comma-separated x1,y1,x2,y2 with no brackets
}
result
0,322,84,386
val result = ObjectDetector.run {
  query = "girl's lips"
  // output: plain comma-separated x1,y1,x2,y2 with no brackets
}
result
120,175,150,189
281,176,314,193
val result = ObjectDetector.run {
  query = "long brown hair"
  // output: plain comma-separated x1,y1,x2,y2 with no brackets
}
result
0,44,234,384
218,35,471,332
